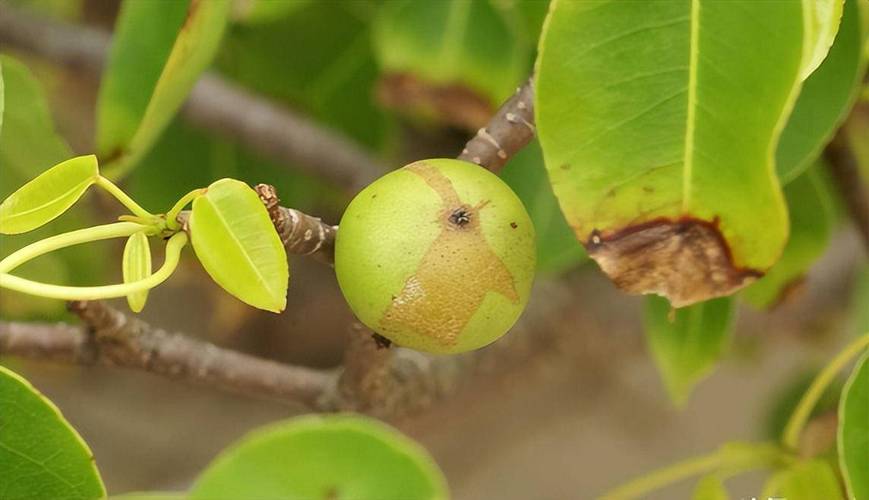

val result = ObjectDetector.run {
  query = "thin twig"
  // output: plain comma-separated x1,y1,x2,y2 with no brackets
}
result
0,301,336,408
0,4,385,192
825,121,869,252
458,78,536,173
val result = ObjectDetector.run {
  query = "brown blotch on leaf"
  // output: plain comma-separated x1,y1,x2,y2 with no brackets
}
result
379,163,519,347
376,73,494,131
585,217,762,307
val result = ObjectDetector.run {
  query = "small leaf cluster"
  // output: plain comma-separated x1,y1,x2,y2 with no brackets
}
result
0,155,288,313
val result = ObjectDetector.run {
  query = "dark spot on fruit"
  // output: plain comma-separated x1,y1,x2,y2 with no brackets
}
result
560,163,571,171
449,207,472,226
510,222,518,229
643,186,655,193
371,194,377,199
585,216,762,307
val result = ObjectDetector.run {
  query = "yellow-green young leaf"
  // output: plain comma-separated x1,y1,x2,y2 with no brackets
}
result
645,296,735,406
123,231,152,313
536,1,806,307
692,475,728,500
839,349,869,499
189,415,448,500
778,0,866,182
99,0,231,179
762,460,843,500
801,0,845,79
742,165,833,309
0,155,98,234
190,179,288,312
0,55,101,318
0,366,106,499
373,0,528,129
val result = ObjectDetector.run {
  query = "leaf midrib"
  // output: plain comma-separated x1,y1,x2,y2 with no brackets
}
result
681,0,700,211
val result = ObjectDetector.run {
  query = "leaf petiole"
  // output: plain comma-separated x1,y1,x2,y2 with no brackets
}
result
166,188,207,230
0,222,148,274
598,442,791,499
782,333,869,450
0,232,187,300
94,175,154,219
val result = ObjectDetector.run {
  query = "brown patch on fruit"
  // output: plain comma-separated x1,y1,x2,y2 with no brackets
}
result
379,163,519,347
376,73,494,131
585,217,762,307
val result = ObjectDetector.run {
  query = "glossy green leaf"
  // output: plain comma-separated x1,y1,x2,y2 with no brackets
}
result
500,140,585,274
217,1,392,150
122,231,152,312
692,475,728,500
536,1,807,306
231,0,311,24
762,460,843,500
98,0,231,179
189,415,448,500
0,365,105,499
0,155,98,234
778,0,865,183
742,166,833,308
0,55,100,318
839,348,869,499
373,0,528,128
190,179,288,312
645,296,735,405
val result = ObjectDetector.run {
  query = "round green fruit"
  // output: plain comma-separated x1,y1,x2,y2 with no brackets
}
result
335,158,536,354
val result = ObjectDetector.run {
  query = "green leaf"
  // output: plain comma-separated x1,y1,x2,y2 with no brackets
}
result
762,369,841,441
0,365,105,499
122,231,152,313
644,296,735,405
190,178,288,312
839,348,869,499
373,0,528,128
189,415,448,500
0,155,98,234
217,1,392,150
98,0,232,178
800,0,845,80
778,0,866,183
742,165,833,308
0,55,101,318
500,139,586,274
763,459,843,500
692,475,728,500
536,1,807,307
231,0,311,24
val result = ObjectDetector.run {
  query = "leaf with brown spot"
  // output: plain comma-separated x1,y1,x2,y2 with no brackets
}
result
536,1,816,306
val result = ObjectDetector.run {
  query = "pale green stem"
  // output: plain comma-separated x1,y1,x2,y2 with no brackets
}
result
782,333,869,450
0,232,187,301
94,176,153,218
166,188,206,229
0,222,147,274
598,445,789,500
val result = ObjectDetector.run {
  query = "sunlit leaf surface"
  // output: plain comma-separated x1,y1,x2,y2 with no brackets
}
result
190,415,448,500
190,179,288,312
839,349,869,500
